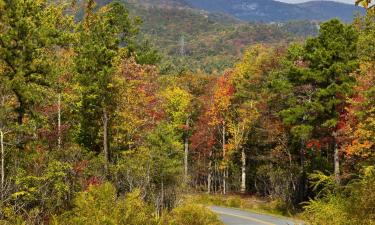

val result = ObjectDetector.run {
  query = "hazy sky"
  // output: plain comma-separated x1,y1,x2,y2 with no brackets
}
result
278,0,354,4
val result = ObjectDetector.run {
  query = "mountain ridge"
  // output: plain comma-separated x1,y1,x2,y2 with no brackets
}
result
144,0,365,22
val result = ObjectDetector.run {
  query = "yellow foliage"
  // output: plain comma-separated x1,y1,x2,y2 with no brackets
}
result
160,86,192,128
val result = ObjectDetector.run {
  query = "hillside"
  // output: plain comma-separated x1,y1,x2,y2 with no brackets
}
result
75,0,316,73
126,0,190,8
86,0,361,73
185,0,364,22
125,2,307,73
298,1,364,21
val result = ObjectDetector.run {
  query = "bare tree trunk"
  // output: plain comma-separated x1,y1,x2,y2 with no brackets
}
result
161,179,164,211
1,129,4,200
57,93,62,150
240,148,246,193
287,149,296,191
334,142,340,184
103,109,109,171
222,123,227,195
184,119,189,183
207,152,212,194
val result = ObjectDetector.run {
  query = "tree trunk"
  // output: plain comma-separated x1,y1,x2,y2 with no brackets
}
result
240,148,246,193
1,129,4,200
334,142,340,184
184,119,189,183
103,109,109,171
14,90,25,150
207,152,212,194
222,123,227,195
14,90,25,126
57,93,62,150
161,179,164,211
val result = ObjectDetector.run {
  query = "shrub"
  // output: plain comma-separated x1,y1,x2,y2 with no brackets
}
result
166,203,223,225
56,183,157,225
303,166,375,225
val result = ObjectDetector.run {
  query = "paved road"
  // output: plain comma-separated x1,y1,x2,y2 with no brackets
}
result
211,206,302,225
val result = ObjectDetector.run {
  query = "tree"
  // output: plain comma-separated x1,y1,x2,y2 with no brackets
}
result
229,44,277,193
342,13,375,164
278,19,359,184
146,122,183,214
0,0,71,149
160,86,192,183
356,0,374,10
189,77,218,194
207,74,234,194
73,1,139,165
112,58,161,152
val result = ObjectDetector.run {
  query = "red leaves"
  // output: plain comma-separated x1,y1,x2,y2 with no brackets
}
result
190,108,216,154
73,160,88,175
85,176,102,189
306,139,322,150
207,72,234,126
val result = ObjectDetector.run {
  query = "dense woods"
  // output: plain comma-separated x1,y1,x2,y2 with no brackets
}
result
0,0,375,224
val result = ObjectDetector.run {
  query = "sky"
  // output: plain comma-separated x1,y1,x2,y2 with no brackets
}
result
278,0,354,4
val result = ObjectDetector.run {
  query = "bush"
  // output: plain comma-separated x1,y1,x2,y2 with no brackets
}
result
303,166,375,225
165,203,223,225
56,183,157,225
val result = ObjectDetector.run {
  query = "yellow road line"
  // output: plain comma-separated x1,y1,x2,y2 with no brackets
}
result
212,210,276,225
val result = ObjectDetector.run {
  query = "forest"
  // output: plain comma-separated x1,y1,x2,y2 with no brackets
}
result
0,0,374,224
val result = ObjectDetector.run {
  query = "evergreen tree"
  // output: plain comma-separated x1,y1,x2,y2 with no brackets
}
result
278,19,359,183
0,0,71,148
73,1,139,159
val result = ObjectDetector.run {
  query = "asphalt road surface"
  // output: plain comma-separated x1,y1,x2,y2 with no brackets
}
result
211,206,301,225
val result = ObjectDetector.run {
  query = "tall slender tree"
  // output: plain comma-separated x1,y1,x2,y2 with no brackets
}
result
74,1,139,164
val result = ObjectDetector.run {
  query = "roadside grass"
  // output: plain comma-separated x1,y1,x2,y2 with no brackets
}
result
184,193,302,220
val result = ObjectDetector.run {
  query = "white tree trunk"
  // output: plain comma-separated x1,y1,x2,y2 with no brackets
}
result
103,109,109,171
207,152,212,194
161,179,164,211
184,119,189,183
1,129,4,200
334,142,340,184
240,148,246,193
222,123,227,195
57,93,61,150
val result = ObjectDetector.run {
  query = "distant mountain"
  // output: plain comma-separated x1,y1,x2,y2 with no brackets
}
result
126,0,190,8
298,1,364,21
184,0,364,22
124,1,297,73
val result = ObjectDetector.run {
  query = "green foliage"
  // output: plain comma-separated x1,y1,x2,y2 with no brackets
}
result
146,122,183,187
308,171,337,196
303,166,375,225
0,0,73,151
278,19,359,140
57,183,157,225
12,161,74,212
0,160,77,223
73,1,136,152
0,207,26,225
165,203,223,225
